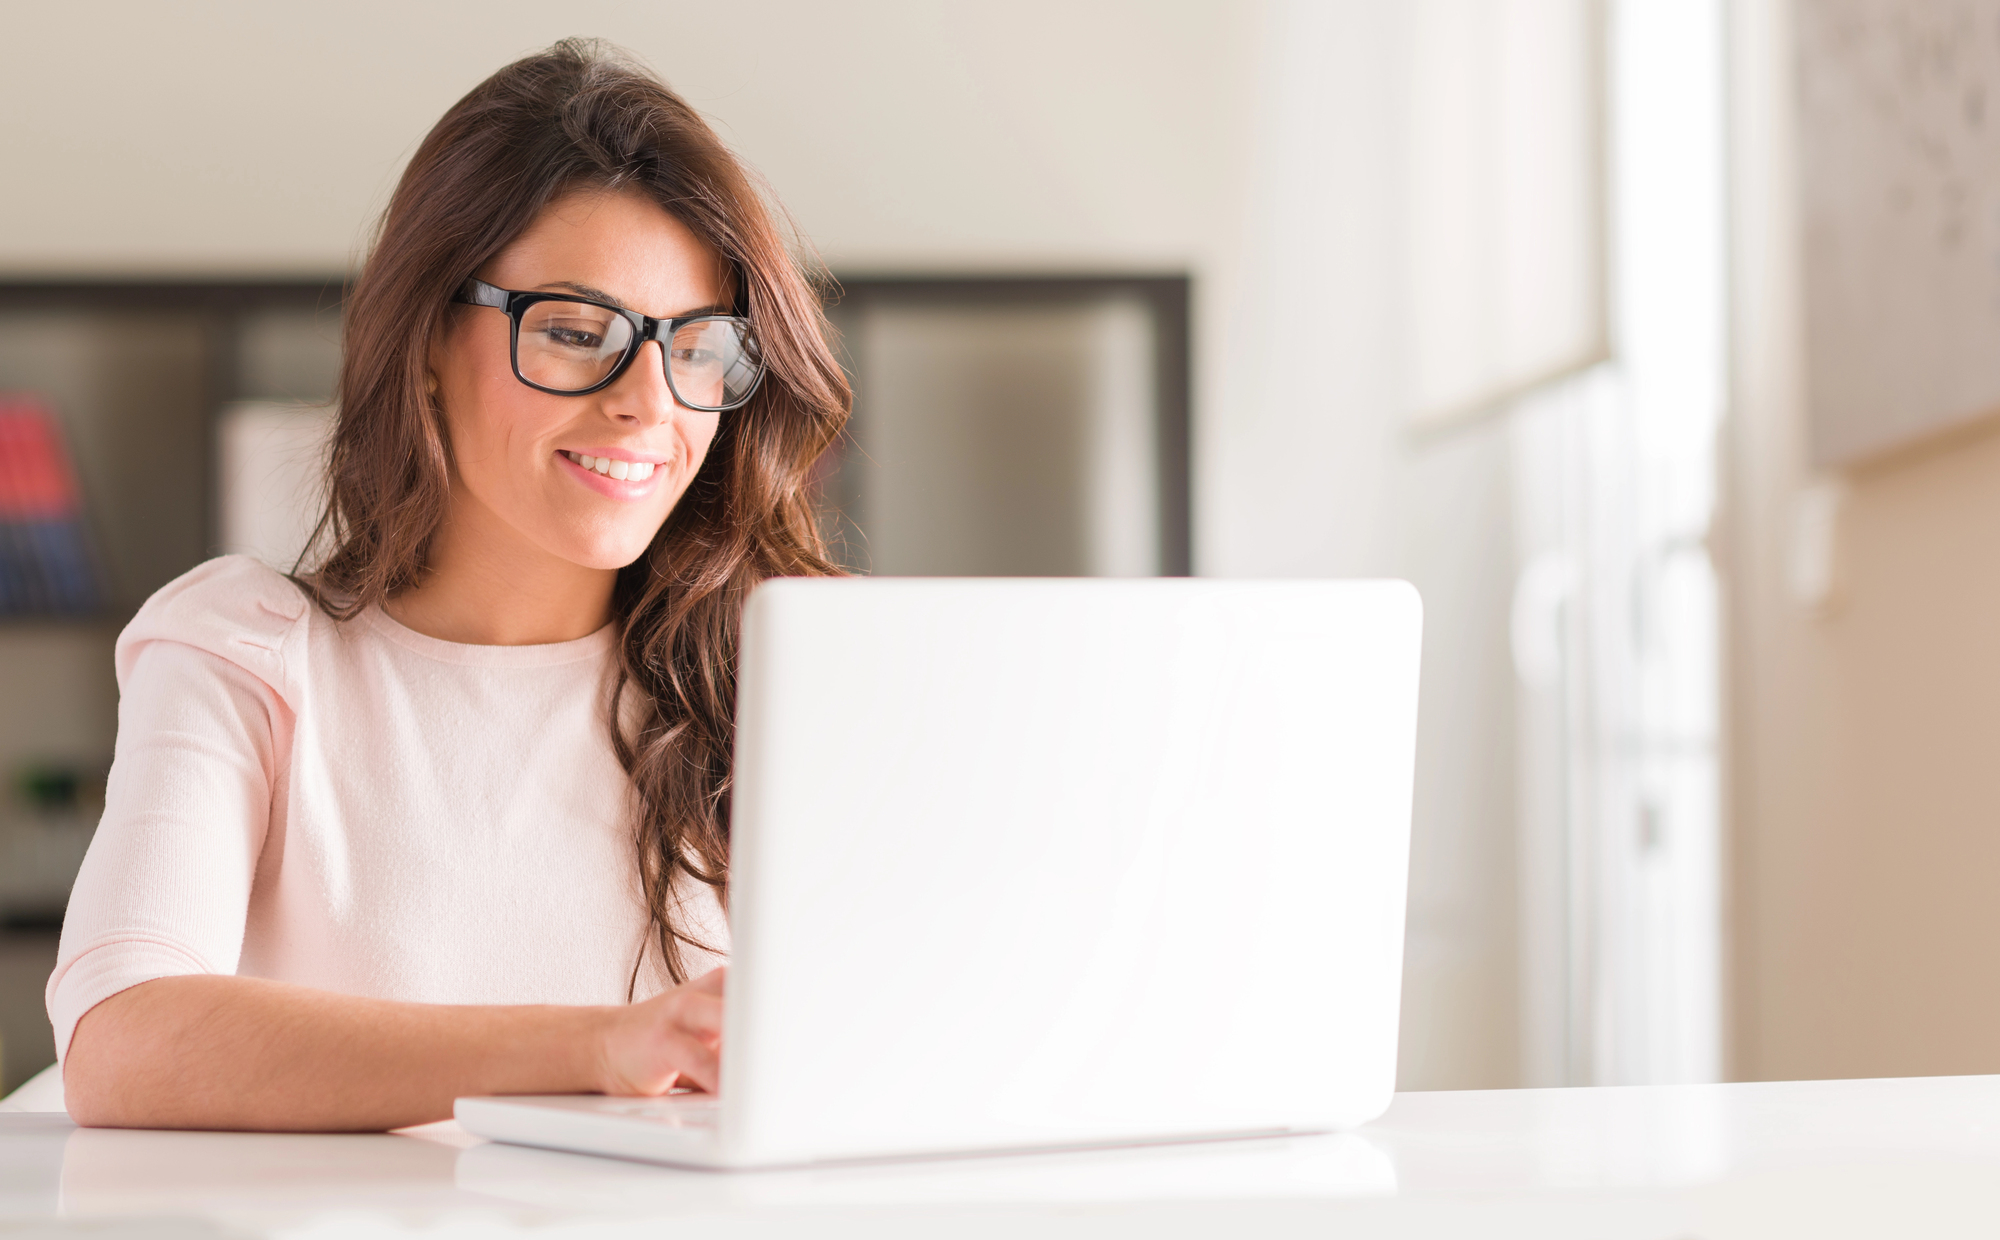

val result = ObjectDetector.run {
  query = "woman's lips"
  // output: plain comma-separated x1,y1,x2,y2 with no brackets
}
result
557,450,667,499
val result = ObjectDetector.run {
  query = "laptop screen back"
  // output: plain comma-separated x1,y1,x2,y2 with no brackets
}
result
722,578,1422,1164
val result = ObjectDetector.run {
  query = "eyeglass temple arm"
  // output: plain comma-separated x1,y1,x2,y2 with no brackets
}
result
453,278,509,309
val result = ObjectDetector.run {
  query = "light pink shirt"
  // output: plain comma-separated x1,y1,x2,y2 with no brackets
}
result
46,555,726,1065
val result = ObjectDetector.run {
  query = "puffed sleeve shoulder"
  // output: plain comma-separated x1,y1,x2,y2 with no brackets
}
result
47,556,313,1070
114,554,312,703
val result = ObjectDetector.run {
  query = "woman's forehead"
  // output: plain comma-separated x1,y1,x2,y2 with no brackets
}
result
491,189,730,318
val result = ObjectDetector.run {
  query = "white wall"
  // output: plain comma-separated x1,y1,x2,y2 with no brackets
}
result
1212,1,1522,1088
0,0,1523,1089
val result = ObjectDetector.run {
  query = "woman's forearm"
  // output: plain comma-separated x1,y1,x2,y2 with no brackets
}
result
63,974,613,1131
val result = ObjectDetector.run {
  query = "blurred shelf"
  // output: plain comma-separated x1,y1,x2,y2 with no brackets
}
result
0,272,1193,938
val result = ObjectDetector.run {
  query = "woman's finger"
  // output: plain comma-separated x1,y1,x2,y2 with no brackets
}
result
665,1034,720,1093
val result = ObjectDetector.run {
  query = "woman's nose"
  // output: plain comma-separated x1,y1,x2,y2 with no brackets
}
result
606,340,680,424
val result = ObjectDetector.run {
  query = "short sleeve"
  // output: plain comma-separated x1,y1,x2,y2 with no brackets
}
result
45,556,309,1065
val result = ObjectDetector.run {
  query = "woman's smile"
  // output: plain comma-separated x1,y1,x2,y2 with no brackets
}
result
558,447,669,498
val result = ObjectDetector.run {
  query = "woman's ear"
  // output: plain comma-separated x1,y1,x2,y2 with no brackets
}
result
425,319,457,399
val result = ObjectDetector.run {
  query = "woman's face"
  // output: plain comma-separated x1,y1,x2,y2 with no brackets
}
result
432,189,729,572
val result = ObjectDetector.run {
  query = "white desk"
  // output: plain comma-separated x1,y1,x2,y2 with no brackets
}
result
4,1076,1999,1237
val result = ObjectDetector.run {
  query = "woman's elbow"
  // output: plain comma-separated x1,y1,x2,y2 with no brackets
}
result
60,984,173,1128
62,1019,131,1127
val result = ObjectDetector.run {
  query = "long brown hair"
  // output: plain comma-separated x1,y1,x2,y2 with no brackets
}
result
311,39,849,986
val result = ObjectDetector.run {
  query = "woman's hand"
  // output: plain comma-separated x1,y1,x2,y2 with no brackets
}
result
596,966,727,1096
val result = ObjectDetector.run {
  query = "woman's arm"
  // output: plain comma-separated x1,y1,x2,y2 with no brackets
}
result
62,966,724,1131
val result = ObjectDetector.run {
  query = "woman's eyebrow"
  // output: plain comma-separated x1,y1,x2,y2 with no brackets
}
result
538,280,627,307
538,281,732,318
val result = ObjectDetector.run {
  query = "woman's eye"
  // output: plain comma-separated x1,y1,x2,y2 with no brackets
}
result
545,326,605,349
673,347,719,367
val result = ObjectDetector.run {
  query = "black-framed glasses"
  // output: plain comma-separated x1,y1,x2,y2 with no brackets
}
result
452,277,766,411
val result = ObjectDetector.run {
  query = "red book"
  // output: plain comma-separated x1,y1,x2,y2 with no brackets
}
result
0,395,100,614
0,397,83,519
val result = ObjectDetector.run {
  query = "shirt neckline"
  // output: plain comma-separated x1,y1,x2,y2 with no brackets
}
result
356,603,618,668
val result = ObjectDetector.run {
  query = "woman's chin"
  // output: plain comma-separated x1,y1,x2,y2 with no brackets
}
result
540,531,662,574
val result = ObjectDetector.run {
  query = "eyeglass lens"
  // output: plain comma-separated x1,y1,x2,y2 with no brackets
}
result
516,299,760,407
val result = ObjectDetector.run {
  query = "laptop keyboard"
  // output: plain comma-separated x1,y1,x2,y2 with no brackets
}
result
593,1097,722,1128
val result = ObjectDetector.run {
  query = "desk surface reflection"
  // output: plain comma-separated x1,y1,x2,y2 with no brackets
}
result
5,1075,2000,1237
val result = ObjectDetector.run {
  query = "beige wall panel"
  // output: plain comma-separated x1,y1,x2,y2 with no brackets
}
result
1737,426,2000,1080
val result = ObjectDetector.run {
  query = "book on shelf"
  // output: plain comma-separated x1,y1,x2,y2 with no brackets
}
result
0,396,104,616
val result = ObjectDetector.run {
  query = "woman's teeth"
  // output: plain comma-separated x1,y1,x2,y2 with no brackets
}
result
564,451,656,481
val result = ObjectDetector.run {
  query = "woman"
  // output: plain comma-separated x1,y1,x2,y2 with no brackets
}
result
47,39,848,1131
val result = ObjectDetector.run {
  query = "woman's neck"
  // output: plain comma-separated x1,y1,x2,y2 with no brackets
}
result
382,491,617,647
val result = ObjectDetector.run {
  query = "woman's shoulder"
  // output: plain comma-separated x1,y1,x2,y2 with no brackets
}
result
114,555,316,693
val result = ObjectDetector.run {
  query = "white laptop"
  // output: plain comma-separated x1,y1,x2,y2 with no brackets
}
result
457,577,1422,1170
